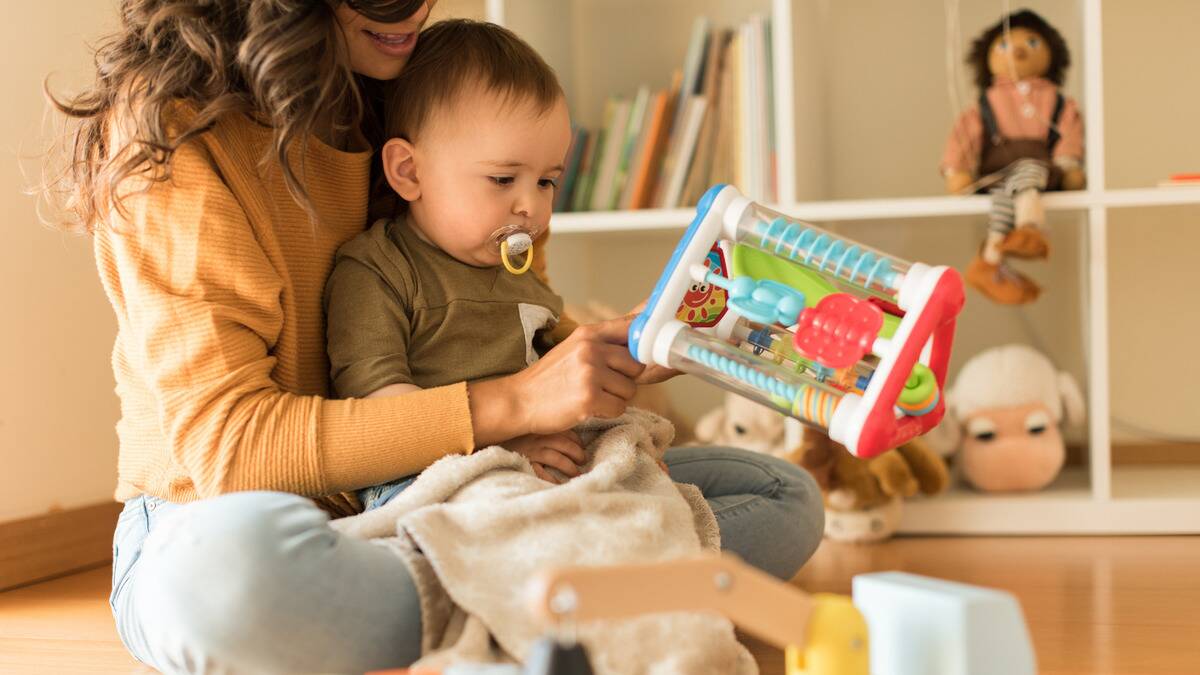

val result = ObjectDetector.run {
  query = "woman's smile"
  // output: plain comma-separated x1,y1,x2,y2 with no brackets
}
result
364,29,417,56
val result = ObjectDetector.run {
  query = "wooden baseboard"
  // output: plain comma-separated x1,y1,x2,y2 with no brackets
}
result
0,502,122,592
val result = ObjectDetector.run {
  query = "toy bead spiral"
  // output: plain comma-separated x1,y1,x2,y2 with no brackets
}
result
686,344,839,426
758,218,897,290
686,345,798,401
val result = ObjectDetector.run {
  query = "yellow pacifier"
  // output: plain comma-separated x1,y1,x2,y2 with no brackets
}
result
500,231,534,275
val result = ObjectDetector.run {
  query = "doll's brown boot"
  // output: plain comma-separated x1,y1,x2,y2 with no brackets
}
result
965,253,1041,305
999,226,1051,259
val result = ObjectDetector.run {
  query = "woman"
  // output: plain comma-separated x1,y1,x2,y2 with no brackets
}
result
47,1,824,671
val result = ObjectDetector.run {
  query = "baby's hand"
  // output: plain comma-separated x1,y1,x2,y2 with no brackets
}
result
506,431,588,484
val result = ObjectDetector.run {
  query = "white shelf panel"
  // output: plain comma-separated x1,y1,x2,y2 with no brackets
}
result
898,466,1200,535
1099,186,1200,209
1111,465,1200,500
552,207,698,233
551,188,1200,234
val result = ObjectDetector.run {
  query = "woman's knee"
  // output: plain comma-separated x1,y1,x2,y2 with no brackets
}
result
771,456,826,562
740,451,826,578
133,491,332,666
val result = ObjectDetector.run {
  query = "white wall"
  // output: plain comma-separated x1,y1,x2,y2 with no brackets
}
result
0,2,121,522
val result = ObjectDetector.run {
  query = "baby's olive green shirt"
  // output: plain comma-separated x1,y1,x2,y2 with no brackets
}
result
325,218,564,399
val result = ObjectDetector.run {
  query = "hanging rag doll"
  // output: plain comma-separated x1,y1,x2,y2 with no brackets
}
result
941,9,1084,305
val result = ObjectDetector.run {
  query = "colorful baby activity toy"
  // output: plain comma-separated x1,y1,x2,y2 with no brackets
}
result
629,185,965,458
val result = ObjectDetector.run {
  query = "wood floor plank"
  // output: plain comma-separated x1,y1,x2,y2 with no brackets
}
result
0,638,148,674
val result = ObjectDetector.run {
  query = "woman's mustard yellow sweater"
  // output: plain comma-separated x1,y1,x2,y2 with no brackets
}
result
94,113,520,516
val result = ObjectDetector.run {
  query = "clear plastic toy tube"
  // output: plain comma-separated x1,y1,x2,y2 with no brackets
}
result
666,327,845,427
728,201,912,304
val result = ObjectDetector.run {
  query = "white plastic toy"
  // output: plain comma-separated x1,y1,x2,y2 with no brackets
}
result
853,572,1036,675
629,185,966,457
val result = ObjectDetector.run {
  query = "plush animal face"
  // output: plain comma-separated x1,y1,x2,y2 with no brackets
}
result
989,26,1052,81
694,394,786,457
959,401,1065,492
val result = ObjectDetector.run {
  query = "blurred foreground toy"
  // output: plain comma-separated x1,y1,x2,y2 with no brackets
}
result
379,554,1037,675
631,185,964,458
528,553,1036,675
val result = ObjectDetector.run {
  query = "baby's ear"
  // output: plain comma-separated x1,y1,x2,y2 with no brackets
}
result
382,138,420,201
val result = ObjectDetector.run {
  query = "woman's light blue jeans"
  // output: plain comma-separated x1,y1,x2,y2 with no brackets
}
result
110,446,824,674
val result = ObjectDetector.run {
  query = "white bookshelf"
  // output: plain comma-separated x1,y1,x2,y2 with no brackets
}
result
487,0,1200,534
550,186,1200,233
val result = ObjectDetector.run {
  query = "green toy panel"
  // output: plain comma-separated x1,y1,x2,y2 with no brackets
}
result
731,244,899,338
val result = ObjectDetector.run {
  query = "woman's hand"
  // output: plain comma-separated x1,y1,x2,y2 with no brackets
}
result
506,431,588,484
511,316,646,435
625,300,680,386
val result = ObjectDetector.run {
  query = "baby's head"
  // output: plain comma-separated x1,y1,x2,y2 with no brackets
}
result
380,19,570,269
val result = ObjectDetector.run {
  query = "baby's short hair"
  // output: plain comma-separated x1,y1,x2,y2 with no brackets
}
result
384,19,564,142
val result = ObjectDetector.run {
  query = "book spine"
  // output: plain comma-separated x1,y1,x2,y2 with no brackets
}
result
554,127,588,212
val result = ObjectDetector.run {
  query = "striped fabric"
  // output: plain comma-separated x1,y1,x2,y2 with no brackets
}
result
987,159,1049,235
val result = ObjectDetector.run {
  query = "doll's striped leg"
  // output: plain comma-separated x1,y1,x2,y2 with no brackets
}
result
1003,160,1052,257
982,187,1014,265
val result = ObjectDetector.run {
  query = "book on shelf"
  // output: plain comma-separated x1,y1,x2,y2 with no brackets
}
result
553,12,777,213
589,98,631,211
613,85,652,210
669,17,712,147
681,29,732,207
570,105,608,212
553,125,588,213
625,90,673,210
1159,173,1200,187
660,96,708,209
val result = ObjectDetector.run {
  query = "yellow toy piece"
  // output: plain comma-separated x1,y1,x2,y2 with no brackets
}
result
501,238,534,275
785,593,869,675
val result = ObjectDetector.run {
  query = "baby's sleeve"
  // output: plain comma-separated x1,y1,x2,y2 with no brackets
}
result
325,253,416,399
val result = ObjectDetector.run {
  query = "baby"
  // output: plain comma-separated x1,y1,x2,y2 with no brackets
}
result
324,19,586,509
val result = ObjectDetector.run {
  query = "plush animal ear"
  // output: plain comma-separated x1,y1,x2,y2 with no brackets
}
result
1057,371,1087,429
921,386,963,456
694,407,726,443
923,417,963,457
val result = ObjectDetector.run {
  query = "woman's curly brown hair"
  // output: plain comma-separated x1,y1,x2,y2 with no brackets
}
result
43,0,425,232
967,9,1071,92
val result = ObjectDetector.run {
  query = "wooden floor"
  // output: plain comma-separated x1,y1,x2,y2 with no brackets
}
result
1,536,1198,674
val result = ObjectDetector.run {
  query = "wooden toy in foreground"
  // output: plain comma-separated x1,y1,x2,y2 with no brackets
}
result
530,553,1037,675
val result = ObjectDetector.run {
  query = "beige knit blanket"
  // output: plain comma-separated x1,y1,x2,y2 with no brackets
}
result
330,409,757,675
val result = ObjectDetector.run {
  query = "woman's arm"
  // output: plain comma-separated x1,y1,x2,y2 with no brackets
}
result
99,141,474,499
